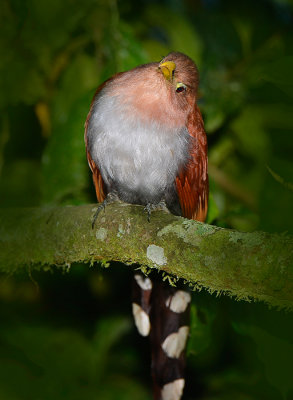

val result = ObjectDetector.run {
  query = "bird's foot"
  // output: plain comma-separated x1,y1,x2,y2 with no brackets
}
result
144,200,169,222
92,192,119,228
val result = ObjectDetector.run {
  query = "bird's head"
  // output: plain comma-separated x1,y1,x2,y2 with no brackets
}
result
158,52,199,96
104,52,200,128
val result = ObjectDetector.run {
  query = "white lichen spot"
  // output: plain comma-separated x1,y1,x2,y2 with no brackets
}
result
228,231,264,247
125,218,132,234
95,227,107,241
117,224,125,238
146,244,167,266
158,221,218,245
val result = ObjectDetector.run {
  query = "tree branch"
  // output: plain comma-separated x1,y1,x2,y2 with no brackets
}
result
0,203,292,310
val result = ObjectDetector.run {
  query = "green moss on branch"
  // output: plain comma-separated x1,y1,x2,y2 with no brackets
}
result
0,203,292,310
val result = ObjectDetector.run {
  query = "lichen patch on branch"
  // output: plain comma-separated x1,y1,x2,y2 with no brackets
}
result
147,245,167,266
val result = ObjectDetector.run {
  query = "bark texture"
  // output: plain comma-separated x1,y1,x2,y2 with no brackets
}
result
0,203,292,310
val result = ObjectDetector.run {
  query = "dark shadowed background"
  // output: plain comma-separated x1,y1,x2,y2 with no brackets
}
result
0,0,293,399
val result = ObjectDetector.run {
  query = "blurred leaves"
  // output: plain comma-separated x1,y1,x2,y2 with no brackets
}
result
267,165,293,191
187,302,216,357
0,0,92,107
143,5,203,67
0,316,150,400
233,323,293,399
0,0,292,228
0,0,293,399
261,56,293,97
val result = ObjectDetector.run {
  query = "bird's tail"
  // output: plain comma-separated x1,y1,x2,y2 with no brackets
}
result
132,273,191,400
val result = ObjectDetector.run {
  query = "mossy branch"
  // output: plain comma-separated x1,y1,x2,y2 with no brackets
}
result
0,203,292,310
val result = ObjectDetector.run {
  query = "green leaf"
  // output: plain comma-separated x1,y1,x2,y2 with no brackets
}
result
41,93,91,205
187,303,215,357
145,5,203,68
206,192,220,224
92,316,132,376
114,22,149,72
266,165,293,192
41,53,99,204
234,323,293,398
142,39,170,62
0,318,149,400
231,106,270,161
261,56,293,97
0,160,41,207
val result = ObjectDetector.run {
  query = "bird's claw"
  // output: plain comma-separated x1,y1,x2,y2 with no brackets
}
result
92,203,106,229
144,204,152,222
144,201,168,222
91,192,120,228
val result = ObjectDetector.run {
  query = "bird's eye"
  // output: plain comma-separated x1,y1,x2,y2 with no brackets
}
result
176,82,187,93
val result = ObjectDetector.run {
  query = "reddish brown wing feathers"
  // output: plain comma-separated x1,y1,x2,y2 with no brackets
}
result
85,75,208,221
86,147,106,203
176,104,208,222
84,119,106,202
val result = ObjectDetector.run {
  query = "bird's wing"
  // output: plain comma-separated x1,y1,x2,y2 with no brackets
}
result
84,95,106,203
84,76,125,203
175,104,208,222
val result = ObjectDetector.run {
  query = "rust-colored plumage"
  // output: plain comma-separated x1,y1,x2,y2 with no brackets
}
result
176,103,208,221
85,52,208,400
85,52,208,222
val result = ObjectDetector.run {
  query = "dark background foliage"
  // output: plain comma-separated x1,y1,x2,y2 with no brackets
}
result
0,0,292,399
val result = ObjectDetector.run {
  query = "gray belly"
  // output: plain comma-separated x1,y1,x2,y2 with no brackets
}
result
87,94,191,205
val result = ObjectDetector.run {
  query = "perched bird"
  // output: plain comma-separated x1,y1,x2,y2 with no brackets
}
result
85,52,208,400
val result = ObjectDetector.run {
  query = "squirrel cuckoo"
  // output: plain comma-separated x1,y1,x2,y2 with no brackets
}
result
85,52,208,400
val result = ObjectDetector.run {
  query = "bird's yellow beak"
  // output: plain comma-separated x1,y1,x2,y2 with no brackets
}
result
159,61,176,82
